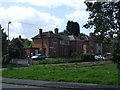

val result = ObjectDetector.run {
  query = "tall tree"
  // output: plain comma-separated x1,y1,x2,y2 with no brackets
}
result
66,20,80,37
83,1,120,41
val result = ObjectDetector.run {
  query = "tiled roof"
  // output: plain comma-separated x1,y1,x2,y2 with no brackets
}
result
32,32,61,39
32,32,70,40
68,35,81,41
32,32,86,41
59,35,70,40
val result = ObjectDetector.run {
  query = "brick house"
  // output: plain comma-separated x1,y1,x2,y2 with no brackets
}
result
32,28,111,57
32,28,83,57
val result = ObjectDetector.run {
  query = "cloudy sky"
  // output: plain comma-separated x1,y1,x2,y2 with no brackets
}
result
0,0,91,40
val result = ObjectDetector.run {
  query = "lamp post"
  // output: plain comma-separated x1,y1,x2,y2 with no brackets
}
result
7,22,11,54
8,22,11,41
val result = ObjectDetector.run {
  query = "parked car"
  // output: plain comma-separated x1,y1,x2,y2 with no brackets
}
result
95,55,108,61
105,53,111,60
31,54,46,60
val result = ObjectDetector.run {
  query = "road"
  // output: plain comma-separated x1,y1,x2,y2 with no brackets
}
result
2,83,65,90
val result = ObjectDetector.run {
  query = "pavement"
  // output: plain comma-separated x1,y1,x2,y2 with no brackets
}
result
2,78,120,89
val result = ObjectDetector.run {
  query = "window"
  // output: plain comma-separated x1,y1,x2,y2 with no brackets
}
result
99,50,101,53
60,40,69,45
64,48,69,55
98,43,101,47
53,40,57,44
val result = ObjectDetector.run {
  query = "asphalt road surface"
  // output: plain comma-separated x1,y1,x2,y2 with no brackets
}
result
2,83,65,90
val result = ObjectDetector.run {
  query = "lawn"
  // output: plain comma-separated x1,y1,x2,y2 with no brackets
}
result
2,61,119,86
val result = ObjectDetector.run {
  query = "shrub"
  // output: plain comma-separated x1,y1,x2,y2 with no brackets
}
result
34,57,82,64
71,52,79,57
2,54,11,65
80,53,95,62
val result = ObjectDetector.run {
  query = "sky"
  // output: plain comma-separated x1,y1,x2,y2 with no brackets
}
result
0,0,91,40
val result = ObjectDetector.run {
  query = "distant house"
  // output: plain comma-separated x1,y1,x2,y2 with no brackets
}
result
88,33,111,55
32,28,83,58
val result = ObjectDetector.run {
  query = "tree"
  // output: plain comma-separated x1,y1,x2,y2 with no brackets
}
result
112,43,120,70
83,1,120,41
65,20,80,37
84,1,120,69
23,39,32,48
59,29,70,35
9,38,23,58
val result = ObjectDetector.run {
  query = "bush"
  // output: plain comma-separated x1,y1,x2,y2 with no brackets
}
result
34,57,82,64
2,54,11,65
71,52,79,57
80,54,95,62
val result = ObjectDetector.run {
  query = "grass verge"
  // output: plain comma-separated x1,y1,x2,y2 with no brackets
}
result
2,62,119,86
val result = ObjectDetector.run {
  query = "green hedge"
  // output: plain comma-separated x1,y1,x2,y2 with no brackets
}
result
80,54,95,62
34,54,96,65
35,57,82,64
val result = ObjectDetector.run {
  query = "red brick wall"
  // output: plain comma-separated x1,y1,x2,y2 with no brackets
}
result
70,41,83,55
32,37,63,57
103,43,111,54
32,37,93,57
32,38,50,57
82,41,89,54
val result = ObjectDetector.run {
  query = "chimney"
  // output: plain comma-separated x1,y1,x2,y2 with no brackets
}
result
39,28,42,36
19,35,21,39
54,28,58,34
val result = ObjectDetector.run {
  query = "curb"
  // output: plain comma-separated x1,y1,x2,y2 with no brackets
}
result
2,78,120,89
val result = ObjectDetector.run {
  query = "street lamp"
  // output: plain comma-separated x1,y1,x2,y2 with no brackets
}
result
8,22,11,41
7,22,11,54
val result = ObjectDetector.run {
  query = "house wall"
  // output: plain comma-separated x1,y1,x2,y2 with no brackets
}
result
32,37,65,58
70,41,76,53
32,38,50,57
49,38,61,57
82,41,89,54
103,43,111,54
69,40,83,55
89,40,97,54
22,48,35,58
32,36,86,57
96,43,103,54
